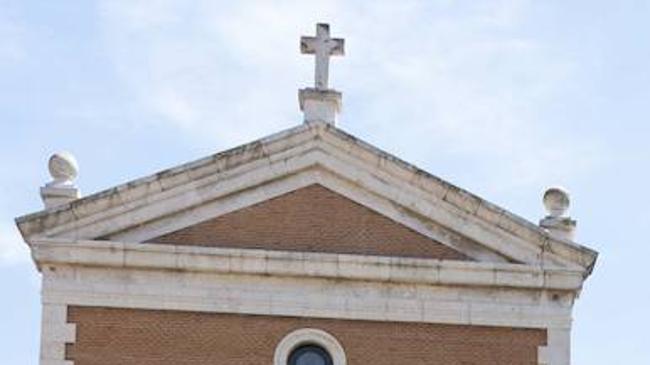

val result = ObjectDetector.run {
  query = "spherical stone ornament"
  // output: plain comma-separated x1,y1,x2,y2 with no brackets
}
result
48,151,79,185
543,187,570,218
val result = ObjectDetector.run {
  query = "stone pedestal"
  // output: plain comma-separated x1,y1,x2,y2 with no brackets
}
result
540,216,576,241
299,88,342,125
41,184,80,209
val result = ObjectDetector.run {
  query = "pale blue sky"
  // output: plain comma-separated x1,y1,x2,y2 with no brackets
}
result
1,1,649,363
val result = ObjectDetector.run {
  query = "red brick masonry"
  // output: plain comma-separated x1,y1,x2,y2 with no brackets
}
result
150,184,469,260
66,306,545,365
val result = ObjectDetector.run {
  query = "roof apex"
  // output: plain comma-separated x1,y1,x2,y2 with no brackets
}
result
16,121,597,275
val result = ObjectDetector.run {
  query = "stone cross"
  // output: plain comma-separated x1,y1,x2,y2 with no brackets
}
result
301,23,345,90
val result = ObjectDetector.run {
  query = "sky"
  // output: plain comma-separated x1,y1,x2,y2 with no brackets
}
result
0,0,648,363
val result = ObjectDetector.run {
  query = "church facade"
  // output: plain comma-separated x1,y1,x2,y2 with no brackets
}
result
16,24,597,365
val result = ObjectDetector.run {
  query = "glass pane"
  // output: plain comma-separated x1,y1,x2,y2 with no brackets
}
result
288,345,332,365
295,351,327,365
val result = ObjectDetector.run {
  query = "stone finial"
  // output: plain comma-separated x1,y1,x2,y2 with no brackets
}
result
539,187,576,241
40,152,80,208
48,152,78,186
299,23,345,125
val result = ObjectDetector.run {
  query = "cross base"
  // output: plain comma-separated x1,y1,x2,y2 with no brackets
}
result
299,88,342,125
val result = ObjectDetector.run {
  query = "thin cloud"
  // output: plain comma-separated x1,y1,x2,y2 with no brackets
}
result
0,7,27,67
95,0,605,192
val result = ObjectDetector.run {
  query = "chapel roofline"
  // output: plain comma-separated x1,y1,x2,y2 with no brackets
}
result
15,120,598,276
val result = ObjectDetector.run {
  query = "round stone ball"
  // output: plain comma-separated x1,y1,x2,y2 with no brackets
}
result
543,187,570,217
48,151,79,183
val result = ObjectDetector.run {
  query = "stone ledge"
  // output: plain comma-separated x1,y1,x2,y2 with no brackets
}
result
32,238,585,291
41,264,574,330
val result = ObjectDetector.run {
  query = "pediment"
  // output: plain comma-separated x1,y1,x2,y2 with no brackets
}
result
16,121,597,273
147,184,471,261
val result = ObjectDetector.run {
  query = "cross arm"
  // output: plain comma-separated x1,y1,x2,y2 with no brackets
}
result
300,37,345,56
300,36,318,54
329,38,345,55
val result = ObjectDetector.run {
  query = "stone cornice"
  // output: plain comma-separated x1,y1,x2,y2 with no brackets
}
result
16,121,597,276
31,238,585,292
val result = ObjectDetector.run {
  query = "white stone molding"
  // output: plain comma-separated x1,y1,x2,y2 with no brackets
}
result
274,328,346,365
34,238,577,330
41,264,574,331
31,238,585,292
16,122,597,274
37,154,571,268
40,301,75,365
538,327,571,365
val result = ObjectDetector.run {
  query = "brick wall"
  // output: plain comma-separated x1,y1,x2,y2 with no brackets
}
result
66,306,545,365
149,184,469,260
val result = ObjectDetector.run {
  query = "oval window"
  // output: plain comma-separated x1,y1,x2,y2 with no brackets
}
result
288,344,333,365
